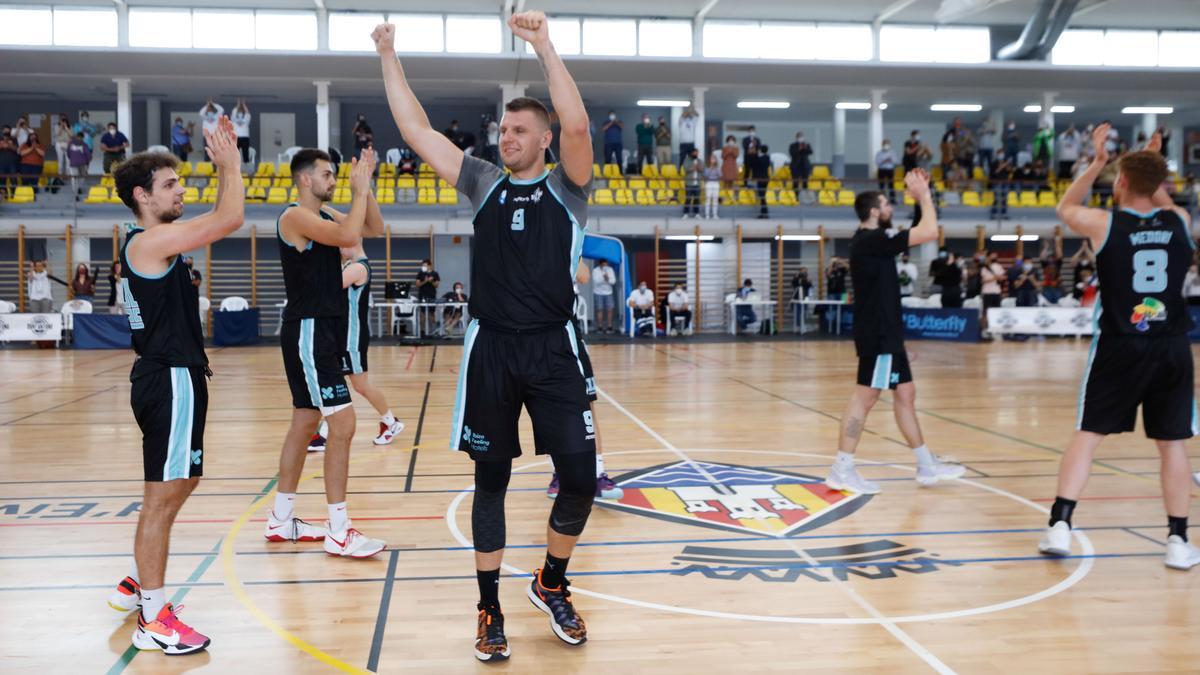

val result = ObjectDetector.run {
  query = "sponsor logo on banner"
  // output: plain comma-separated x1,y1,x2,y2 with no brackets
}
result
900,308,979,341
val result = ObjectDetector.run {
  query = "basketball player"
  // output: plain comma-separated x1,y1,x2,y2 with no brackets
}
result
305,240,406,452
1039,125,1200,569
826,169,965,494
374,10,594,661
264,148,387,558
105,117,244,654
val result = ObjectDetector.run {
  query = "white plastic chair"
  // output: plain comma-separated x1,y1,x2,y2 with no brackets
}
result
198,296,211,331
219,296,249,312
0,300,15,314
60,299,93,334
391,301,419,338
247,146,257,167
628,304,656,338
574,296,589,335
385,148,400,166
278,146,303,166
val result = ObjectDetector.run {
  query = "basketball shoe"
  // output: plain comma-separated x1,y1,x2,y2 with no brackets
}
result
132,604,211,655
825,463,881,494
474,603,510,662
1038,521,1072,557
916,456,966,486
324,524,386,558
307,433,326,452
374,419,405,445
264,513,326,542
527,568,587,645
108,576,141,613
1165,536,1200,570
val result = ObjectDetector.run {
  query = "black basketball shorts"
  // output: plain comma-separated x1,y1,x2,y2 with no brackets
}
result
281,317,352,413
857,351,913,390
131,366,208,482
572,321,598,403
1077,333,1197,440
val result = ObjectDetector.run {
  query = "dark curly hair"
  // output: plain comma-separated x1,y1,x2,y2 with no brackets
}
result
113,151,179,215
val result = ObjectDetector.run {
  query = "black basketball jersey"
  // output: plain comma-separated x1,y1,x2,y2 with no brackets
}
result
456,156,591,330
120,226,208,378
1095,207,1194,336
344,256,370,341
277,204,346,322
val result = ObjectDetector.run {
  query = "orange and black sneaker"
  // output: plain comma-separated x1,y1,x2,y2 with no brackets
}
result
526,568,587,645
107,576,141,613
474,603,510,662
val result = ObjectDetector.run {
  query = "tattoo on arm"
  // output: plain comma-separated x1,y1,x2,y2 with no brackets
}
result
845,417,864,440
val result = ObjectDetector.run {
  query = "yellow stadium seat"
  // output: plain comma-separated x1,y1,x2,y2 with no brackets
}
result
417,188,436,205
289,187,300,202
438,189,458,205
592,164,602,178
773,166,792,180
904,193,915,206
85,186,110,203
641,164,659,178
824,179,842,191
659,164,679,179
101,175,115,188
417,177,436,190
42,161,58,175
418,164,434,175
983,191,995,206
738,189,756,205
1007,191,1020,206
811,165,831,180
656,189,678,205
720,189,736,205
594,188,614,205
246,186,266,203
438,178,452,189
337,163,351,178
273,176,292,188
194,162,214,177
1038,192,1056,207
333,188,351,204
10,186,35,203
668,179,684,191
779,190,798,206
837,190,855,206
254,162,275,177
375,188,395,205
819,190,836,206
277,163,291,178
202,186,217,203
252,177,271,188
972,167,986,180
546,163,556,171
177,162,193,177
962,191,981,207
379,163,396,178
266,187,289,204
636,189,655,205
615,189,634,205
395,175,415,189
807,179,823,190
1018,192,1037,207
182,187,200,204
628,178,647,190
602,164,621,178
648,179,665,190
766,190,779,206
609,178,626,190
767,180,784,190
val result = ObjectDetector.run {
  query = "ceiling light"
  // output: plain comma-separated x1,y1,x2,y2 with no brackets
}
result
990,234,1018,242
664,235,716,241
637,99,690,107
930,103,982,112
1051,105,1075,113
1024,105,1042,113
835,101,870,110
1020,235,1039,241
1122,106,1173,114
738,101,790,109
775,234,822,241
879,103,888,110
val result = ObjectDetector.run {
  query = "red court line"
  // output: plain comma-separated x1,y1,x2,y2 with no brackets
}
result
1031,495,1160,503
405,347,417,371
0,515,443,527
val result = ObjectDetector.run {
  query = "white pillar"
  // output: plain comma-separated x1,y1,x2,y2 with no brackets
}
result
114,78,132,156
1141,113,1157,142
72,237,91,268
1168,123,1184,172
670,106,682,158
692,87,707,161
314,80,330,152
1040,92,1056,132
498,83,527,124
117,3,128,48
832,106,846,179
317,8,328,51
330,99,342,155
145,97,161,149
868,90,885,179
871,21,882,61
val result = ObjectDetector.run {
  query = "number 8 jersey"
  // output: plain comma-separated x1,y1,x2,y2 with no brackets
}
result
1095,207,1194,336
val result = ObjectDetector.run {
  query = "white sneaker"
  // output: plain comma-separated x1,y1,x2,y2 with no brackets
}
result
1165,535,1200,570
915,457,966,487
1193,471,1200,488
825,463,881,494
264,513,326,542
1038,521,1072,557
324,524,386,559
373,419,406,446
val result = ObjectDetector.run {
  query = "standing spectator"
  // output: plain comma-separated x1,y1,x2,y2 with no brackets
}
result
1068,240,1095,282
199,98,224,154
897,252,918,298
955,126,977,176
12,116,31,146
682,147,702,217
875,139,897,202
989,152,1014,220
99,123,129,174
231,99,252,163
72,112,97,153
415,258,440,334
964,259,982,300
935,252,963,308
1040,250,1061,304
18,132,45,185
666,282,692,334
70,263,95,302
66,132,91,192
1183,264,1200,306
1156,125,1171,158
627,281,655,336
106,260,122,308
720,135,739,189
792,267,813,300
678,106,699,162
0,127,19,194
634,114,655,171
702,155,721,219
654,116,671,167
1008,257,1041,307
1057,124,1081,179
27,260,53,313
170,117,193,162
1103,121,1119,154
442,119,466,150
184,256,202,298
748,145,771,219
601,110,624,167
483,118,499,165
977,122,997,174
53,115,72,176
352,114,374,154
741,127,761,186
1003,121,1021,159
1033,124,1054,165
980,251,1005,335
789,131,813,191
928,248,948,296
826,257,848,301
939,128,957,180
903,130,922,173
592,259,617,333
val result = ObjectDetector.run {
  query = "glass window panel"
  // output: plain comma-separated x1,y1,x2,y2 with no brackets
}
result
1103,30,1158,67
388,14,444,53
759,22,817,60
1158,31,1200,67
54,7,117,48
702,21,760,59
0,7,54,46
129,8,192,49
193,10,255,50
638,20,692,57
582,18,637,56
328,12,384,52
1051,29,1104,65
445,15,500,54
935,27,990,63
255,11,317,51
526,18,581,55
813,24,872,61
880,25,936,62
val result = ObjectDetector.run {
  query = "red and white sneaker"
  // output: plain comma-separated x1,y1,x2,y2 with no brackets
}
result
264,513,326,542
373,419,406,446
324,525,386,559
108,576,141,613
132,603,211,655
307,433,326,452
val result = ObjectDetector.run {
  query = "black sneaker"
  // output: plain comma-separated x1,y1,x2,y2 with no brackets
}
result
527,568,587,645
474,603,510,662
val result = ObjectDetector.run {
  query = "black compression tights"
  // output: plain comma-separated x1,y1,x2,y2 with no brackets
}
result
471,450,596,553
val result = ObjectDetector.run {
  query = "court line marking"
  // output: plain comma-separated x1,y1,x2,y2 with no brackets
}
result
366,549,400,672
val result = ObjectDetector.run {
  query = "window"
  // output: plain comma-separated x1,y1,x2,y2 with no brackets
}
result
933,27,990,63
390,14,444,53
53,7,116,48
526,17,581,55
759,23,818,60
582,18,636,56
812,24,872,61
446,15,500,54
1103,30,1158,67
328,12,384,52
702,21,759,58
0,7,53,46
256,11,318,51
193,10,255,50
129,8,192,49
1051,29,1105,65
880,25,990,63
638,20,691,57
1158,31,1200,68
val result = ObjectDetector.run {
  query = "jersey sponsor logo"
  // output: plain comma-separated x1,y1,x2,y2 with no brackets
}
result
890,372,900,385
498,189,507,205
510,187,544,204
191,449,203,465
597,461,871,537
321,386,335,400
585,377,597,397
1129,230,1172,246
461,424,491,453
1130,297,1167,332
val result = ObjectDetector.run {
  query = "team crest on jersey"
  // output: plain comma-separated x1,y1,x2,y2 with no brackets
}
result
1130,297,1166,331
597,461,871,537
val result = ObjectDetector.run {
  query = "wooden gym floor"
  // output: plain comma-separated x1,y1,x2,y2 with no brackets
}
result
1,339,1198,674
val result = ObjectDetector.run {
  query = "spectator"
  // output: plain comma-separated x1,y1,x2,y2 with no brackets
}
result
875,139,897,202
741,127,761,186
915,138,934,171
1057,124,1081,179
12,116,31,146
99,123,129,174
72,112,97,153
792,267,813,300
27,260,53,313
735,278,757,331
748,145,771,219
441,282,468,331
826,257,848,301
989,152,1014,220
592,259,617,333
1156,125,1171,158
635,114,655,171
702,155,721,219
415,258,440,334
0,127,19,193
678,106,698,162
939,128,957,179
928,248,948,296
789,131,813,191
666,282,691,334
1008,257,1041,307
70,263,95,302
442,119,466,150
231,99,252,163
654,116,671,166
601,111,623,167
352,114,374,154
981,251,1006,335
1040,250,1061,304
1033,124,1054,165
1184,264,1200,306
106,260,122,307
170,117,193,162
1003,121,1020,159
185,256,202,297
199,98,224,153
18,132,45,185
66,133,91,192
897,252,918,298
1029,160,1050,192
1104,122,1119,154
964,259,982,299
482,118,499,165
903,130,922,173
720,135,740,189
956,124,977,175
682,147,702,217
935,251,963,308
1074,267,1098,307
977,122,997,174
627,281,655,336
1068,240,1095,282
53,115,72,176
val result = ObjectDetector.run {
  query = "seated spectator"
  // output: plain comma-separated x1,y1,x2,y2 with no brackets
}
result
170,117,193,161
826,257,848,301
1008,257,1041,307
28,260,53,313
441,282,468,330
666,283,692,334
627,281,655,336
1185,264,1200,307
1068,240,1095,282
935,252,963,308
735,278,757,330
70,263,95,302
897,253,918,298
792,267,813,300
18,132,45,186
1074,267,1098,307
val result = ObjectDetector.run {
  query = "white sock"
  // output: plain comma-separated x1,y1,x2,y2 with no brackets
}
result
834,451,856,469
595,453,606,478
129,559,140,584
319,420,329,438
140,587,166,623
912,445,934,467
328,502,349,535
382,411,396,426
273,492,295,521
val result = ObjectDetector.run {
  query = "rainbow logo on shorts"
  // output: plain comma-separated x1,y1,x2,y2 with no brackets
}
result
1130,297,1166,332
598,461,871,537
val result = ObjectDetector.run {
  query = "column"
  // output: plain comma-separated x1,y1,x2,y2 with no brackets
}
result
317,8,328,51
1141,113,1157,143
670,106,682,158
832,106,846,179
692,86,708,161
330,99,342,155
117,3,129,48
145,97,161,149
498,83,527,125
1040,91,1056,132
314,81,330,153
868,89,885,179
1168,123,1184,171
114,78,132,157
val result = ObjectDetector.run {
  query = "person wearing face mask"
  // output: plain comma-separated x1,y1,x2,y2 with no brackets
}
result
875,139,897,203
54,115,72,176
627,281,655,336
99,123,130,174
443,119,466,150
12,116,30,146
72,112,97,153
977,122,997,175
666,282,691,334
170,117,194,162
721,134,740,189
442,281,469,331
231,99,252,163
654,116,672,166
903,130,921,173
352,114,374,154
741,127,760,187
601,110,624,167
1004,121,1021,160
415,257,440,334
635,114,655,172
896,253,918,298
198,98,224,156
789,132,813,192
678,106,698,164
